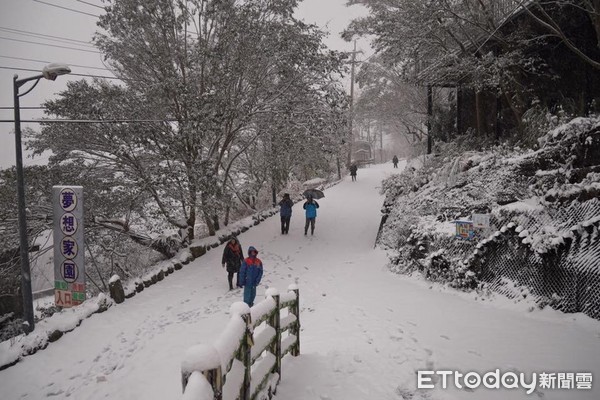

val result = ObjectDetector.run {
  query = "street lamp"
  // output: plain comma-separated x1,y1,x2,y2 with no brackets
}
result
13,62,71,333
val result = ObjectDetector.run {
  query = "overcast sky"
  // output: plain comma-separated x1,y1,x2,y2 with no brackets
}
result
0,0,371,169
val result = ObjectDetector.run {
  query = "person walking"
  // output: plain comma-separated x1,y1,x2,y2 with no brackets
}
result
392,155,399,168
278,193,294,234
222,237,244,290
239,246,263,306
303,195,320,235
349,164,358,182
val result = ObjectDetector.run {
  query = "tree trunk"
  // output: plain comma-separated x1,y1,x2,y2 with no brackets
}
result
212,214,220,232
502,88,524,135
204,211,216,236
475,90,483,136
224,205,230,226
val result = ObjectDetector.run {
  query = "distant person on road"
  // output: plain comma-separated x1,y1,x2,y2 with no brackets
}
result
239,246,263,306
278,193,294,235
303,195,320,235
392,155,399,168
349,164,358,182
222,237,244,290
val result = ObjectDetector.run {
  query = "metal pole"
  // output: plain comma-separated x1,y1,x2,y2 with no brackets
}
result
13,75,35,333
348,40,357,166
427,85,433,155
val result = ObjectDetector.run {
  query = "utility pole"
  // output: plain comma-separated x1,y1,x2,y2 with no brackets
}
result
348,40,362,167
379,123,383,163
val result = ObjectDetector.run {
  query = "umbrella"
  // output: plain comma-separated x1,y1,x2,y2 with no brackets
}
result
303,189,325,199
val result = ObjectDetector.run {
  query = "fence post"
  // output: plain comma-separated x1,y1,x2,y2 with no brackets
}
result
205,366,223,400
268,290,282,380
181,371,191,393
289,285,300,356
181,344,221,399
240,312,253,400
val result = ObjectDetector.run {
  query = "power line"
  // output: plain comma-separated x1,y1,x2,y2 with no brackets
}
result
0,119,175,124
0,26,96,48
0,107,44,110
74,0,104,10
33,0,100,18
0,36,101,54
0,55,110,71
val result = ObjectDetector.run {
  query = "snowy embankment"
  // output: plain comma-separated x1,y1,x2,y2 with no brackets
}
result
0,163,598,400
378,117,600,320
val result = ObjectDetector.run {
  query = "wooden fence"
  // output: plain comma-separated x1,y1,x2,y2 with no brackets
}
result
181,285,300,400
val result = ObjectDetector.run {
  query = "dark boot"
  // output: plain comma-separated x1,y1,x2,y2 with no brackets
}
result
228,272,234,290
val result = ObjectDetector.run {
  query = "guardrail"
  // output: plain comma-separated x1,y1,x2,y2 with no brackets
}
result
181,284,300,400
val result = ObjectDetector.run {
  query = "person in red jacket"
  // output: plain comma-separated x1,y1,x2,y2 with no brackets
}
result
239,246,263,306
222,237,244,290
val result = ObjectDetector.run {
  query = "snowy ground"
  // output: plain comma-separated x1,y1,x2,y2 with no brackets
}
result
1,162,599,400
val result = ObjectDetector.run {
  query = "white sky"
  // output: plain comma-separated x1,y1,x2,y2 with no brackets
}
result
0,0,372,169
1,163,599,399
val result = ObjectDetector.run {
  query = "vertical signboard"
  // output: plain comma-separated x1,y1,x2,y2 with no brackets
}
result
53,186,85,307
454,220,475,240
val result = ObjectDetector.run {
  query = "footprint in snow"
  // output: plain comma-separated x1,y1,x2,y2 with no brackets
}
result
440,335,450,340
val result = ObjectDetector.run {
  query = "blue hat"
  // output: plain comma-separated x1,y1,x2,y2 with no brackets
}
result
248,246,258,256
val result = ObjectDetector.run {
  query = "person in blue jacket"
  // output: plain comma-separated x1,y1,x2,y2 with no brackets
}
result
278,193,293,234
303,195,320,235
239,246,263,306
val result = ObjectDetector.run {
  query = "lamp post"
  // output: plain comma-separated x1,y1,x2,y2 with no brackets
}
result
13,63,70,333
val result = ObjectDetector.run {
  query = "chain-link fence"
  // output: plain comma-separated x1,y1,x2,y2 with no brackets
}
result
398,198,600,320
477,198,600,319
383,193,600,320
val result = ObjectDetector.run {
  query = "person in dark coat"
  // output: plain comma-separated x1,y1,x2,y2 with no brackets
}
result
303,195,320,235
239,246,263,306
349,164,358,181
392,155,399,168
278,193,294,234
222,237,244,290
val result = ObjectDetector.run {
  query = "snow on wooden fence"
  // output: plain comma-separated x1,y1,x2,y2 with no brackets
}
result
181,284,300,400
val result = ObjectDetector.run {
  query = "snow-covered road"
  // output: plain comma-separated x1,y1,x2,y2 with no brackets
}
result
1,162,599,400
